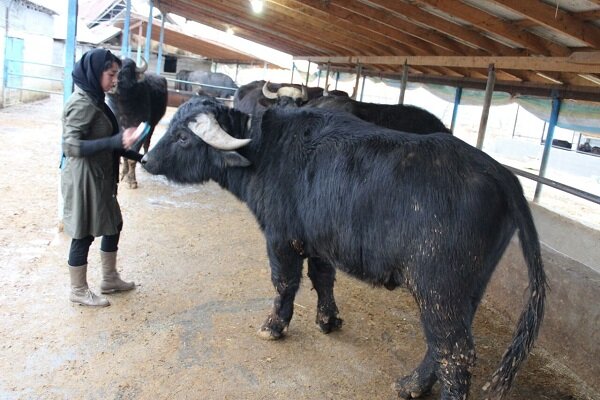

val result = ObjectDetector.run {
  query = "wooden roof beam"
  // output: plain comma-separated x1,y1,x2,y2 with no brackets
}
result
182,0,364,56
294,0,443,55
488,0,600,48
365,0,525,56
413,0,571,57
269,0,419,56
327,0,483,55
160,3,319,56
300,55,600,73
265,0,412,56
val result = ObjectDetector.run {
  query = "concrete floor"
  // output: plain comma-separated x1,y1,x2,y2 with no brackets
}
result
0,98,598,399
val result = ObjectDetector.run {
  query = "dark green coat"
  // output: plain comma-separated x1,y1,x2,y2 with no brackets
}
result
61,88,122,239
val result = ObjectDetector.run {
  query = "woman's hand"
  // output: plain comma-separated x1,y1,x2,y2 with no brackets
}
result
122,125,142,149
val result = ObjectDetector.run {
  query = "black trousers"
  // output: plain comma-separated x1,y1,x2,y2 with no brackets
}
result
68,223,122,267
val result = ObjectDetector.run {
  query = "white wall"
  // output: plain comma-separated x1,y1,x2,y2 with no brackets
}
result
1,1,57,107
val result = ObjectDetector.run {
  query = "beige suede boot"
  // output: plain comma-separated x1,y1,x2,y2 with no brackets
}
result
100,250,135,294
69,265,110,307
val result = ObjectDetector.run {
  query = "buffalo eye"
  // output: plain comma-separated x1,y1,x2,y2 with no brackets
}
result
176,132,190,146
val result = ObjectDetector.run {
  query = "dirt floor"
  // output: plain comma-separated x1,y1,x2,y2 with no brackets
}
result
0,97,598,400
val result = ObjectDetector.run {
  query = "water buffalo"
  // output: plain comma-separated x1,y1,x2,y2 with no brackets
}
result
233,80,323,115
304,95,452,134
141,96,546,400
107,58,168,189
174,70,238,98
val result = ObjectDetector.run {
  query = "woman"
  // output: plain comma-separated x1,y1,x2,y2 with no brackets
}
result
62,48,142,307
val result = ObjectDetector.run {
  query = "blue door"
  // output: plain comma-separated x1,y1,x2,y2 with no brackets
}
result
4,37,24,89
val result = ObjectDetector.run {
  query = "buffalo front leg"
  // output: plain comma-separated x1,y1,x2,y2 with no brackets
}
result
258,242,303,340
126,159,138,189
120,157,129,182
307,257,343,333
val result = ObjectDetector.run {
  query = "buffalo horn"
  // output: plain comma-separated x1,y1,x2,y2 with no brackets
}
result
188,113,251,151
262,81,279,99
350,84,357,99
136,57,148,74
323,84,330,96
276,86,301,99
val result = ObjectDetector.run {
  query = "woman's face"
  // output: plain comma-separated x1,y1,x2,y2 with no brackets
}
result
100,62,120,93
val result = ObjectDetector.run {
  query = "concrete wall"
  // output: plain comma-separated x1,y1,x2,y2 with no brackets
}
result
484,203,600,393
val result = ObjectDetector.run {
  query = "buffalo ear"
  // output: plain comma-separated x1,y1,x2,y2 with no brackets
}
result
221,151,251,167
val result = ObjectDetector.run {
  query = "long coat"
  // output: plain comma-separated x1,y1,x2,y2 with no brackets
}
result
61,88,122,239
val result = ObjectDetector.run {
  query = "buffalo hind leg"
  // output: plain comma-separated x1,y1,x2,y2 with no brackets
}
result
307,257,343,333
417,305,475,399
394,347,438,399
258,242,303,340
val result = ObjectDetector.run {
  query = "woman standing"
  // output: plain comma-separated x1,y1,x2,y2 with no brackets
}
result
62,48,142,307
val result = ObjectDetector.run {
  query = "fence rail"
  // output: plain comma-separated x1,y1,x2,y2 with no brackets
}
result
503,164,600,205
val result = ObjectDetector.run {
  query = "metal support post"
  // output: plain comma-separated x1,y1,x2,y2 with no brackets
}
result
398,60,408,104
121,0,131,58
476,64,495,149
534,93,562,202
144,0,153,62
156,13,165,74
450,87,462,132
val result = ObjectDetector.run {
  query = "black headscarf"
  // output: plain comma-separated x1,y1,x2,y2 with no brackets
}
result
72,48,117,105
72,48,120,135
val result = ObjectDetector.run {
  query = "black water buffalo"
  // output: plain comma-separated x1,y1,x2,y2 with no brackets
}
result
141,96,546,400
304,95,452,134
174,70,238,98
107,58,168,189
174,69,192,91
233,80,323,115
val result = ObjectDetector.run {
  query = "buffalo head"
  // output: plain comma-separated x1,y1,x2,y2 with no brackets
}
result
141,96,251,183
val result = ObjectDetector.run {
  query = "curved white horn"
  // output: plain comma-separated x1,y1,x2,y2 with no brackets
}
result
262,81,278,99
136,57,148,74
276,86,302,99
350,84,358,100
323,84,330,96
188,113,251,151
301,84,308,101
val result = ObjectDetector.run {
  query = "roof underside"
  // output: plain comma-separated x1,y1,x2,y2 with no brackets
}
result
154,0,600,98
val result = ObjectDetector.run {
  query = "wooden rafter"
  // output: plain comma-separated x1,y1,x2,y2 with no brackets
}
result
363,0,524,56
488,0,600,48
328,0,483,55
266,0,417,56
413,0,572,57
160,3,319,56
293,0,447,55
166,0,349,56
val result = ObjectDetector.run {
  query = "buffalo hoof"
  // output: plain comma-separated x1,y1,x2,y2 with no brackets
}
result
316,315,343,334
257,315,287,340
393,374,433,399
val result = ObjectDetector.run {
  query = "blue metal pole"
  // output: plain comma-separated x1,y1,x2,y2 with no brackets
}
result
63,0,77,104
450,87,462,132
156,13,165,74
534,92,562,201
121,0,131,58
144,0,153,63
